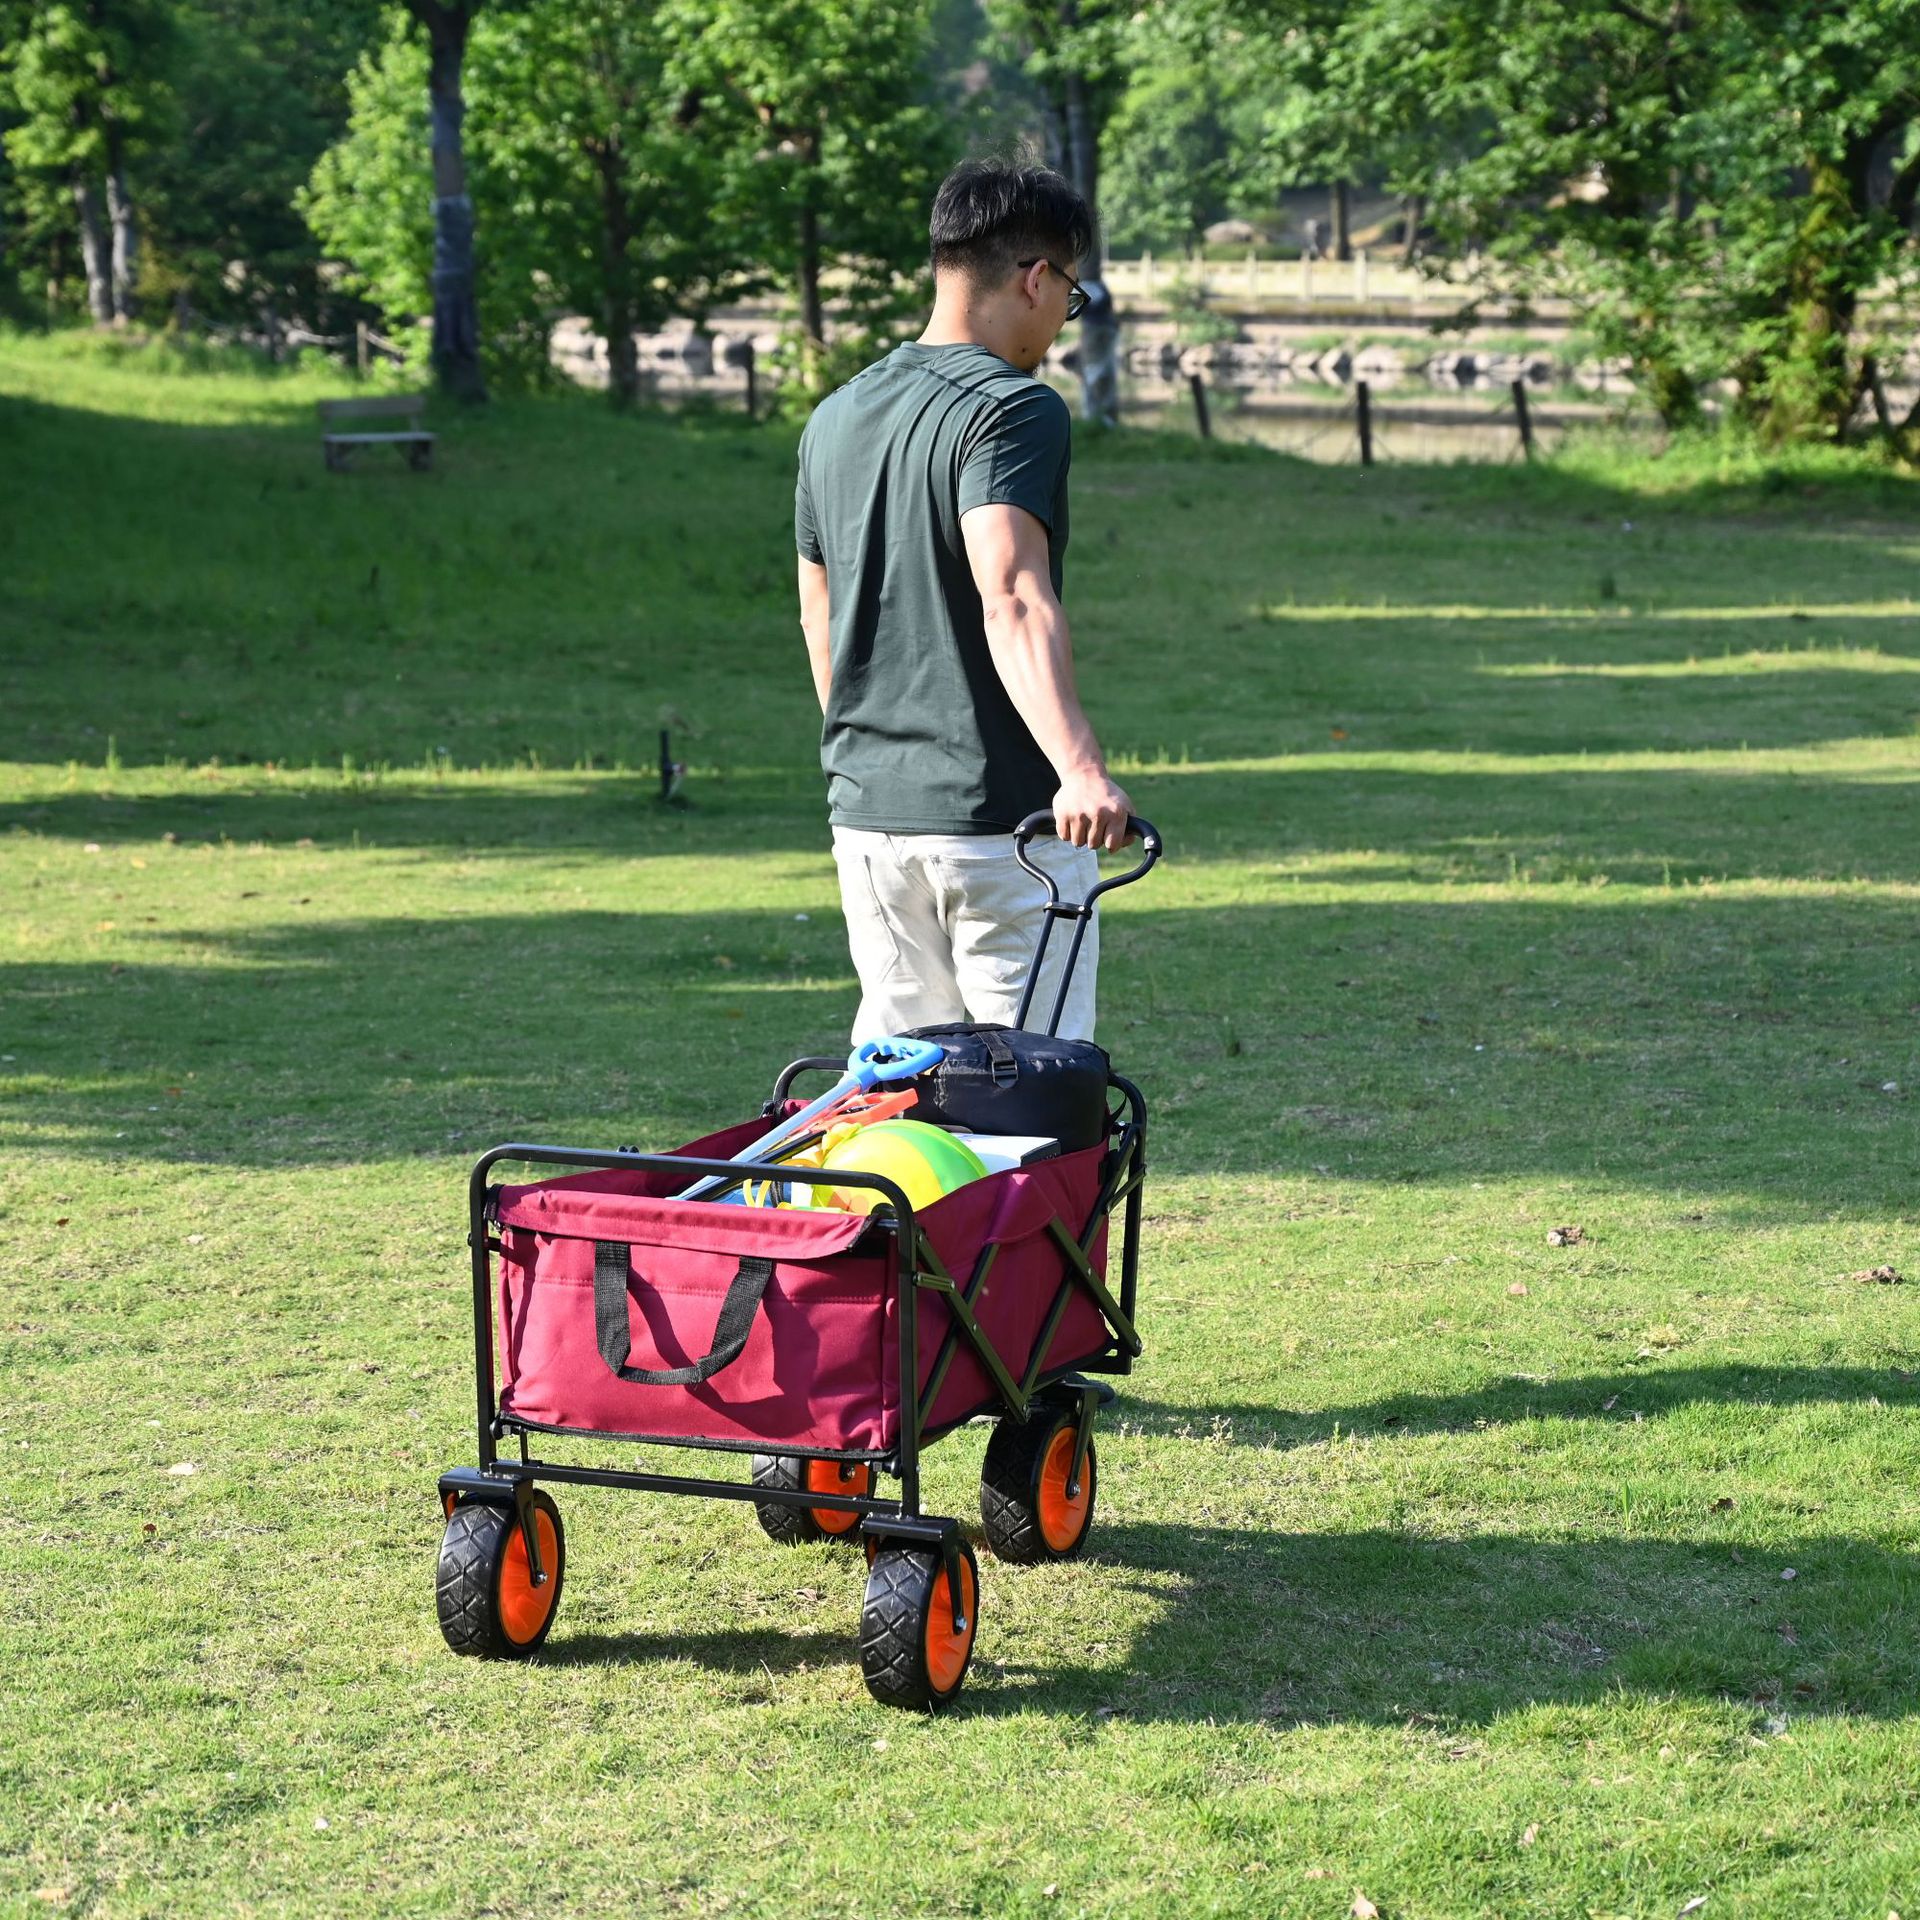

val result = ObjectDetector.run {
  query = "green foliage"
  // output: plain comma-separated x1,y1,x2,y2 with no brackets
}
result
1099,13,1277,251
667,0,953,400
301,0,951,398
1237,0,1920,445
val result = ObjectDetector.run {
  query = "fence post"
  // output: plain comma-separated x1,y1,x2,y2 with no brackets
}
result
1511,377,1534,460
1189,372,1212,439
355,320,369,377
1301,249,1313,302
744,341,758,421
1143,251,1154,301
1247,248,1258,302
1355,248,1369,303
1356,379,1374,467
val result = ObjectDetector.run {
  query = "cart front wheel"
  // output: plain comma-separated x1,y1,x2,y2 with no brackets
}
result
859,1541,979,1710
980,1407,1097,1563
436,1490,565,1658
751,1454,873,1544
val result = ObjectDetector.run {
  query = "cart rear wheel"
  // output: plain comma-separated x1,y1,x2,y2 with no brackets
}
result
751,1454,873,1544
436,1490,565,1658
980,1406,1097,1563
859,1541,979,1710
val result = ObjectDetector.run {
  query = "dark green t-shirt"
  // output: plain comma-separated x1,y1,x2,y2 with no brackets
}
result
795,341,1071,834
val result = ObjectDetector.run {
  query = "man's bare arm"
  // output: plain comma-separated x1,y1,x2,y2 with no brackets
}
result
797,554,831,711
960,502,1132,849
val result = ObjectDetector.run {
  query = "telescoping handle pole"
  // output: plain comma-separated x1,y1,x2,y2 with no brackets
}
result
1010,811,1163,1036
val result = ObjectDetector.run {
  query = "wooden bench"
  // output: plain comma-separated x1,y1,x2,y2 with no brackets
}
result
319,393,436,472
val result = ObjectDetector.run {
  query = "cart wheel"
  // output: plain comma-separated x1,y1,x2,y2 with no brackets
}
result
859,1541,979,1711
435,1490,565,1659
980,1406,1097,1564
750,1454,874,1545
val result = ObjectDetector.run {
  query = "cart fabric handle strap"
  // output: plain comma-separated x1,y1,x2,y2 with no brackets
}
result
593,1241,774,1386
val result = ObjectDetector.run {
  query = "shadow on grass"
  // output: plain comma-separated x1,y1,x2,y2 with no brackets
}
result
4,756,1918,887
528,1511,1920,1728
3,893,1914,1213
1119,1360,1920,1449
8,373,1920,771
960,1519,1920,1727
538,1626,852,1675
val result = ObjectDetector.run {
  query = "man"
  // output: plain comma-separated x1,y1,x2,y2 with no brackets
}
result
795,158,1133,1045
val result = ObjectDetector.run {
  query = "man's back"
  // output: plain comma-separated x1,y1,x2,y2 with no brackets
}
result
796,340,1072,835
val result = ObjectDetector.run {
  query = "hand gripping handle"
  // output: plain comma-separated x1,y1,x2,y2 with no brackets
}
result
1009,812,1164,1034
1011,811,1162,911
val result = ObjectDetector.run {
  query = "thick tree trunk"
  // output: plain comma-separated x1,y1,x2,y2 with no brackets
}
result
591,139,640,408
1331,180,1352,263
70,168,114,324
410,0,487,403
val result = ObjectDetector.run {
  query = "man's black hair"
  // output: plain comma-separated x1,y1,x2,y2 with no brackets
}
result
929,159,1095,285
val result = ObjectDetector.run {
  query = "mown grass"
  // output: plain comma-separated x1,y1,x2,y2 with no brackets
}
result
3,326,1919,1918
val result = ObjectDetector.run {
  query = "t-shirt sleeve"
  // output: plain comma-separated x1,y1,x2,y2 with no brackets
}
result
957,385,1071,532
795,438,823,564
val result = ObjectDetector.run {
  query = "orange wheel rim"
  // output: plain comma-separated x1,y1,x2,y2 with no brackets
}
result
497,1509,559,1646
806,1459,871,1535
1037,1427,1091,1553
924,1554,976,1695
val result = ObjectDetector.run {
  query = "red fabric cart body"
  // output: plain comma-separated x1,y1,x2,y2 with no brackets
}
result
492,1117,1116,1457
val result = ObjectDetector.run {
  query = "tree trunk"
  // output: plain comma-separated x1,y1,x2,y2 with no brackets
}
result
1331,180,1352,263
410,0,487,403
1056,67,1117,426
1399,194,1424,265
1761,152,1858,445
104,122,139,324
70,168,114,324
590,138,640,409
797,196,824,375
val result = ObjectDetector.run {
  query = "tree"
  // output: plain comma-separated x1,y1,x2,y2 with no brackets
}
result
986,0,1130,423
1,0,177,324
476,0,758,405
1228,0,1920,445
137,0,383,333
402,0,486,400
669,0,951,395
1098,12,1276,253
304,0,753,397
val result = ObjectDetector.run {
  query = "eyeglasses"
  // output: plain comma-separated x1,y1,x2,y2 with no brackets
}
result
1017,256,1088,322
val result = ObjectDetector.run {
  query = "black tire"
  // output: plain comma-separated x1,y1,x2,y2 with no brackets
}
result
860,1541,980,1710
751,1453,873,1545
979,1405,1097,1564
436,1490,565,1659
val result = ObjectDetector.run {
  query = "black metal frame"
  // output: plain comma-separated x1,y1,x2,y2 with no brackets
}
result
440,1067,1146,1587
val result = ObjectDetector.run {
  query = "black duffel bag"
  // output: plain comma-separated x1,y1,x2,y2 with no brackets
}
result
902,1022,1112,1151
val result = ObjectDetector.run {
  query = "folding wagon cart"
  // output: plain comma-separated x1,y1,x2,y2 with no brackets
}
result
434,814,1162,1709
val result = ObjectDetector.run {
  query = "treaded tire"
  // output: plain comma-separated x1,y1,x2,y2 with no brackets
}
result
751,1453,825,1544
980,1406,1097,1565
436,1490,565,1659
859,1541,979,1711
751,1454,873,1545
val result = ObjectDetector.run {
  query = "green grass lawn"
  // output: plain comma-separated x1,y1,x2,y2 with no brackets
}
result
4,327,1919,1918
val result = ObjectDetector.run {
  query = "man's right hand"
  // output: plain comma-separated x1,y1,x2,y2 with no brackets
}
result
1053,767,1135,850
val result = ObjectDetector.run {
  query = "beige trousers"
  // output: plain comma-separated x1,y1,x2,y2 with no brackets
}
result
831,827,1100,1043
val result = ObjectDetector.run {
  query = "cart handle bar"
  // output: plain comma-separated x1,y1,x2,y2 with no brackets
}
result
1010,811,1162,1035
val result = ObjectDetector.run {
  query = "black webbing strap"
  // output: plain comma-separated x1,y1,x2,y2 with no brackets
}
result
593,1241,775,1386
981,1028,1018,1088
